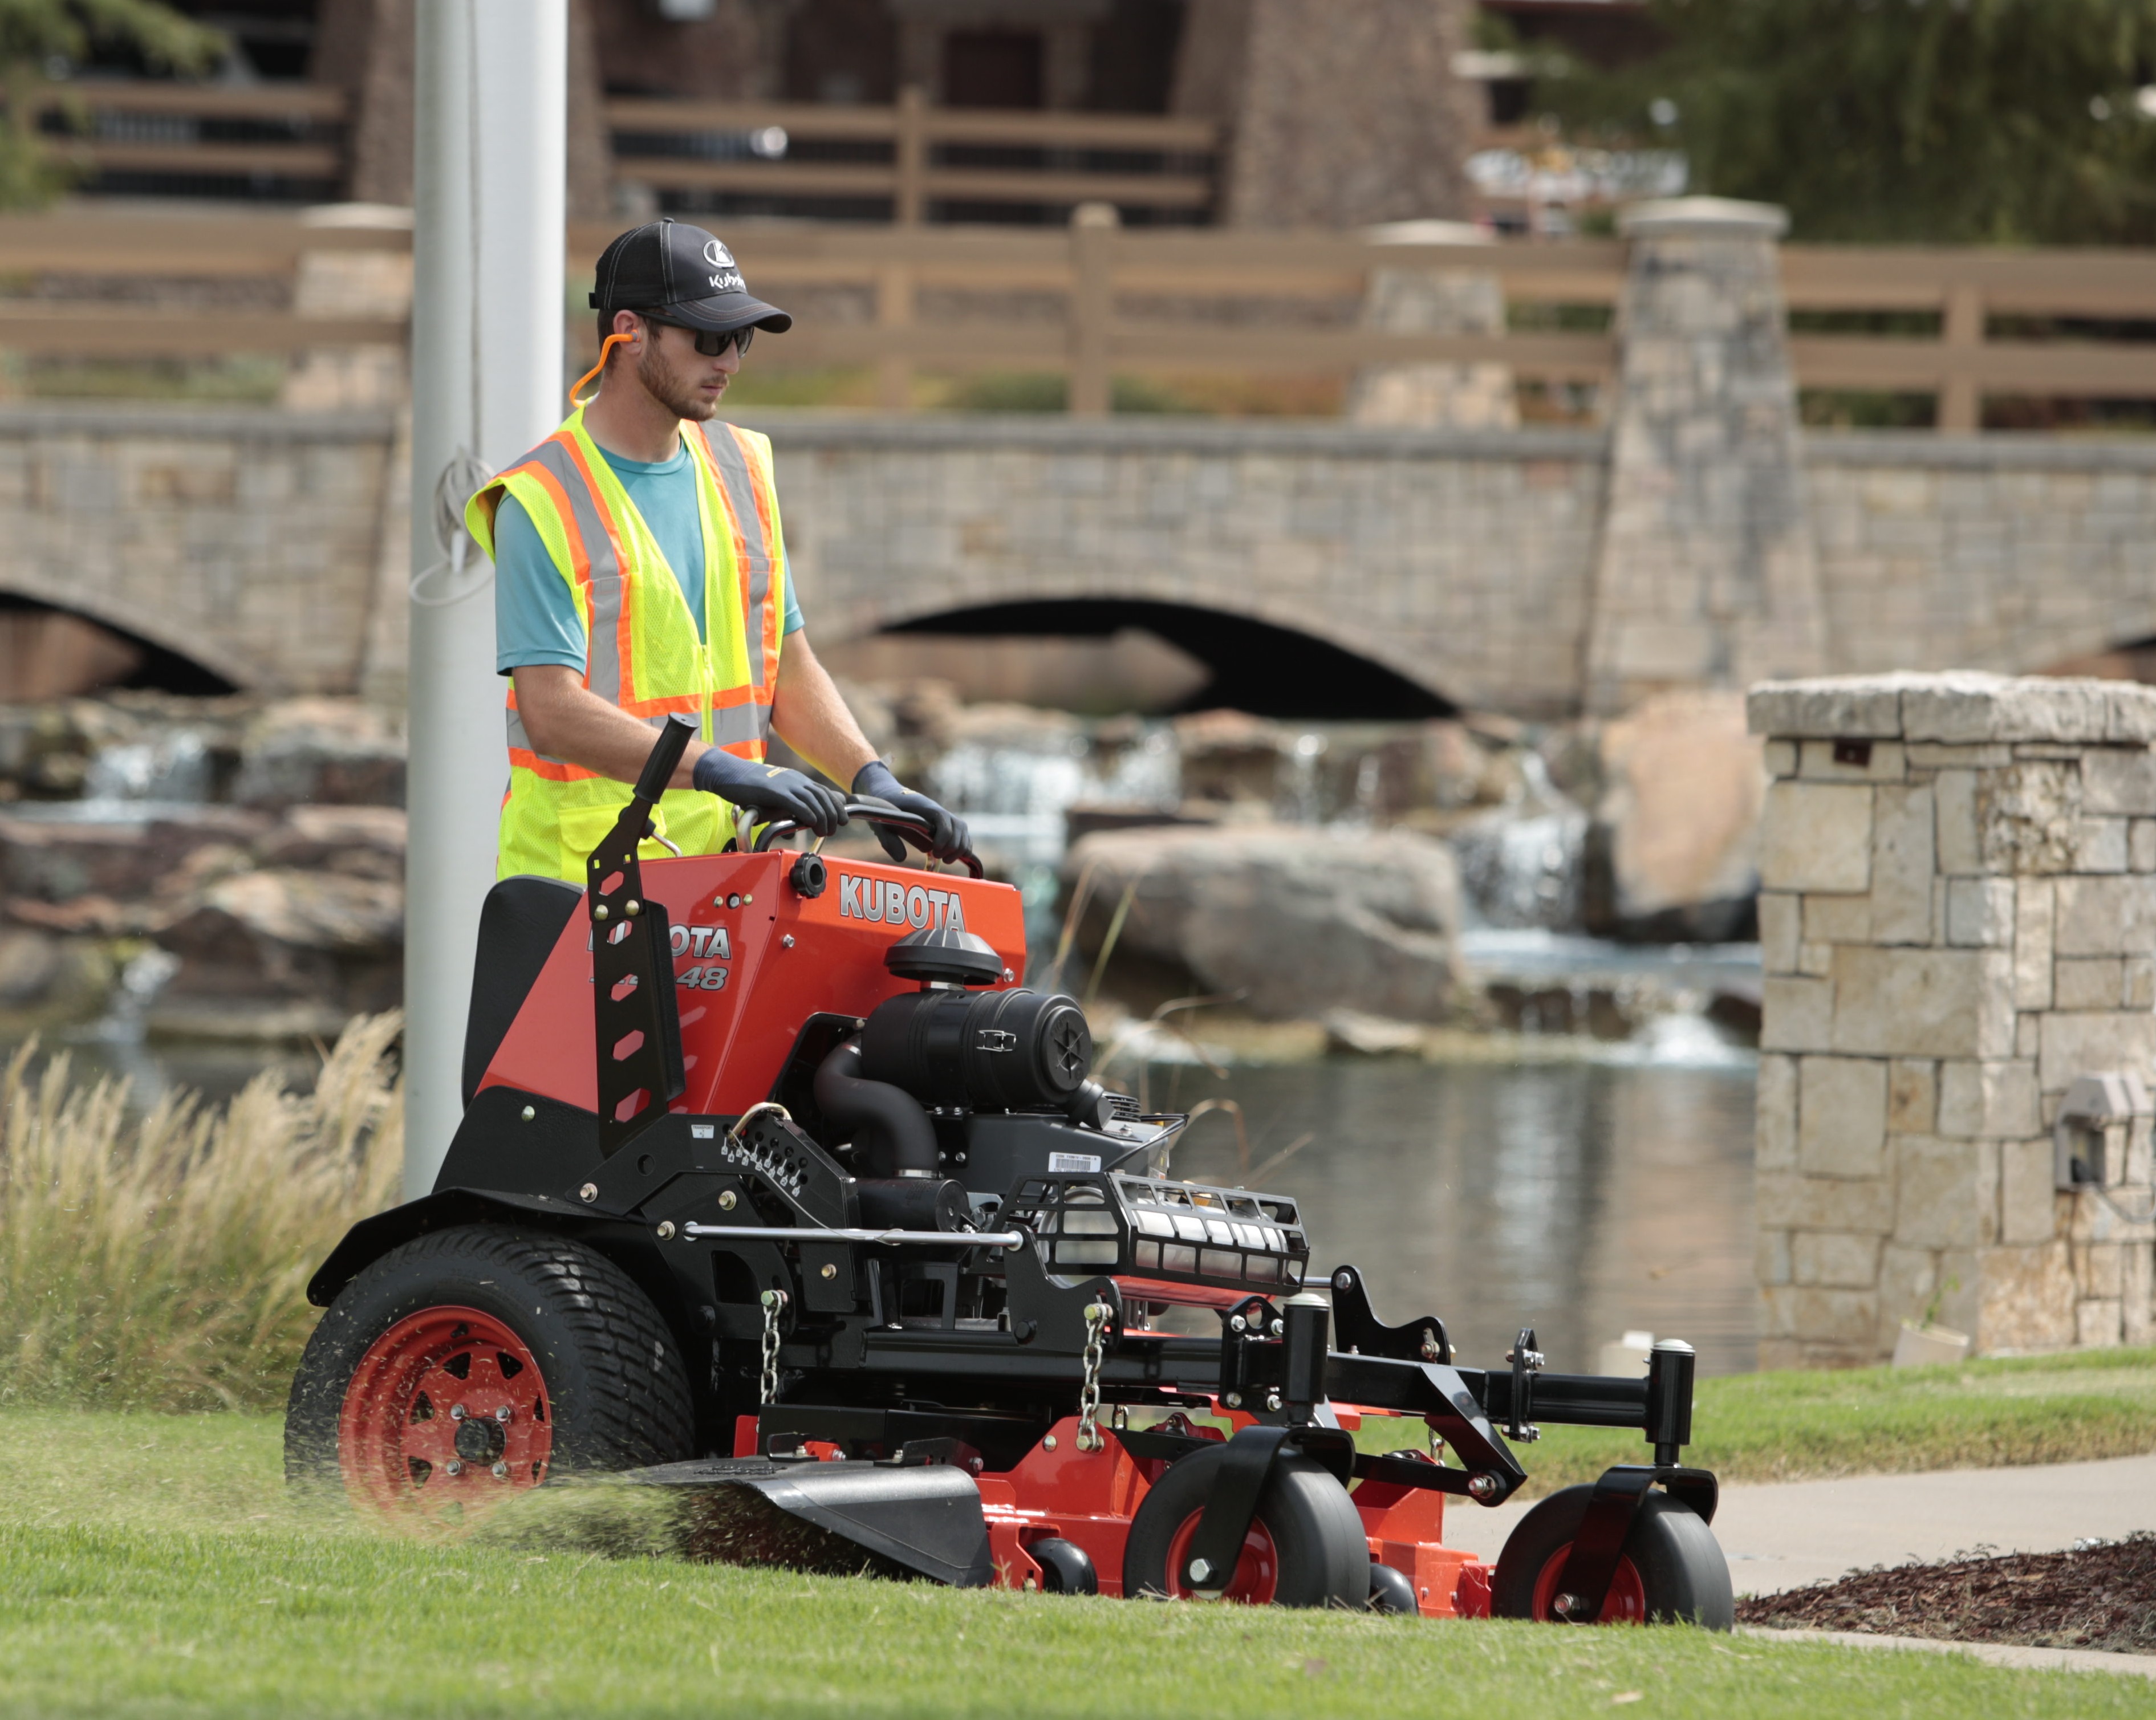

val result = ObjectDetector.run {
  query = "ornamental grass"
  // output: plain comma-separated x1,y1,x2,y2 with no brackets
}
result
0,1013,401,1412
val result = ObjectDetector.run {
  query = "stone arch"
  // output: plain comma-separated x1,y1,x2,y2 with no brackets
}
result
864,597,1456,721
846,596,1457,721
0,580,244,695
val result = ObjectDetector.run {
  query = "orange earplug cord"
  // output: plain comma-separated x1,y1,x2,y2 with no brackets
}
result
570,331,634,409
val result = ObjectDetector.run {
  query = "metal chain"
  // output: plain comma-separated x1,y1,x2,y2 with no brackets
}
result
759,1288,789,1405
1074,1300,1111,1452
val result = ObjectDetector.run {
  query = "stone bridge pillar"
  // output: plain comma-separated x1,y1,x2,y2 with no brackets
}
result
1586,199,1827,716
1750,673,2156,1365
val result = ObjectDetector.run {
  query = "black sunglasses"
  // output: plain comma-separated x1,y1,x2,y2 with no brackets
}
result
639,314,753,359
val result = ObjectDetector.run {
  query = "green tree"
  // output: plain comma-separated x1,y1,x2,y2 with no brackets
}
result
1545,0,2156,243
0,1,224,208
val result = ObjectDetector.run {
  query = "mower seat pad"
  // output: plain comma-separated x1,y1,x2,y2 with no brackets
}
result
461,873,582,1108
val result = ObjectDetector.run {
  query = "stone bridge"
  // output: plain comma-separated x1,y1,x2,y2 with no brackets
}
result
2,205,2154,715
6,401,2151,721
761,416,2156,718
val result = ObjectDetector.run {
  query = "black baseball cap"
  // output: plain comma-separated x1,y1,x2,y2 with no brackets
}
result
588,218,791,335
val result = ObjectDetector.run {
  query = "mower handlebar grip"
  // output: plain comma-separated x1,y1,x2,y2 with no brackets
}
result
752,799,987,879
634,713,699,804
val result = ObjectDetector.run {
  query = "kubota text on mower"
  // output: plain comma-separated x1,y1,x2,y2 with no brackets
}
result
290,715,1734,1624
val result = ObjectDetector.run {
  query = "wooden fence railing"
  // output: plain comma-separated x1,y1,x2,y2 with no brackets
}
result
0,212,406,356
607,90,1220,223
1,207,2152,432
28,80,347,185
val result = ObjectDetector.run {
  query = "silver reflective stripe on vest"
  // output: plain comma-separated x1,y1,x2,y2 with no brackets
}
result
698,424,774,688
522,438,627,706
640,707,762,745
709,703,766,746
506,704,576,770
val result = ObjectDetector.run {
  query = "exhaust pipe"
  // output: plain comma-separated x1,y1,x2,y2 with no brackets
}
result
814,1039,940,1178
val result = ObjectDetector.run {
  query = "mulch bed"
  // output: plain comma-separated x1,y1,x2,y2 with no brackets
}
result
1736,1534,2156,1655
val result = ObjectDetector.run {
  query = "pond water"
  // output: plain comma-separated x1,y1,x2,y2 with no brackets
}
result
1,1034,1759,1382
1150,1055,1759,1380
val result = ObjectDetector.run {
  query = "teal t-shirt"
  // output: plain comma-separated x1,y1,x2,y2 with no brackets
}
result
493,436,803,677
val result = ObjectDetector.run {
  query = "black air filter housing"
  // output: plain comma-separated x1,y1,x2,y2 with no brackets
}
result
861,987,1091,1115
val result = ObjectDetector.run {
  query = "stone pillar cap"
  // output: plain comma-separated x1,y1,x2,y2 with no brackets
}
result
1619,197,1789,239
1748,670,2156,745
1363,219,1495,247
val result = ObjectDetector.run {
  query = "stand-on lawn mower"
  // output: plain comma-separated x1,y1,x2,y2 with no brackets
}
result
289,716,1733,1624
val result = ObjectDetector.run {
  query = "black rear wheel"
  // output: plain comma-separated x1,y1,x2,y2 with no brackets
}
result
286,1224,695,1522
1122,1445,1367,1608
1492,1485,1732,1629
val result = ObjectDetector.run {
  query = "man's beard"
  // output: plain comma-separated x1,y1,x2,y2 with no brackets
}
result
638,341,721,421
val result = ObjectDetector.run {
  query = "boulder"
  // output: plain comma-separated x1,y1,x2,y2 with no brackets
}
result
254,804,407,880
0,807,269,904
1064,823,1467,1022
0,926,62,1006
0,926,115,1016
148,867,404,1026
1583,690,1765,942
1322,1008,1427,1056
233,698,406,808
1174,710,1288,808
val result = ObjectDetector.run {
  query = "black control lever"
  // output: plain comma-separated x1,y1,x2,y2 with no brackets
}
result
634,712,699,806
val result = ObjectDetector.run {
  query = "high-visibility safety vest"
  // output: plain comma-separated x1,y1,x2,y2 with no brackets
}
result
465,404,787,882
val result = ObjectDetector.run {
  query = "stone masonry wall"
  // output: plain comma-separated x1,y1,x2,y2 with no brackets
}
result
758,414,1607,718
1751,673,2156,1365
0,404,395,694
1806,436,2156,681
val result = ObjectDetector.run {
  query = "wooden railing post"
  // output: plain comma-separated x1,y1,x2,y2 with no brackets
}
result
876,263,915,410
894,86,927,226
1939,281,1982,433
1068,200,1117,416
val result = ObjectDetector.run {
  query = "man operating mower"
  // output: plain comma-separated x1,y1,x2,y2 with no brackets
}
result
464,217,967,880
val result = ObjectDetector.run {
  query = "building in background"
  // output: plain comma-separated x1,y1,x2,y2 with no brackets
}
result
56,0,1502,228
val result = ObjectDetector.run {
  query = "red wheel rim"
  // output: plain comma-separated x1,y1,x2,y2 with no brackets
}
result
1529,1541,1647,1624
1160,1509,1281,1603
338,1305,553,1520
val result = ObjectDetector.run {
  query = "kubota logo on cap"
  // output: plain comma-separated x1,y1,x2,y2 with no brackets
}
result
702,239,734,269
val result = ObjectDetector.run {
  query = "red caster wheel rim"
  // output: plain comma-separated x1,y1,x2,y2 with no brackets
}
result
338,1306,553,1520
1160,1509,1282,1604
1530,1542,1648,1624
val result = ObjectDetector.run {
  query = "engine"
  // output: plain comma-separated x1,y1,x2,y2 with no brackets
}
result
806,924,1312,1303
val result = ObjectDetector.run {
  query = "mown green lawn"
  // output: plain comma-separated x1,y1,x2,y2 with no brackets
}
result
1,1390,2151,1720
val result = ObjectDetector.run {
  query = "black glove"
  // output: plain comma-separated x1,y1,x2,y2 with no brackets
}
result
852,760,970,864
691,749,848,837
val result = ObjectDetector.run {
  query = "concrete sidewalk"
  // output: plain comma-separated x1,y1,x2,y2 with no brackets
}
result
1440,1451,2156,1596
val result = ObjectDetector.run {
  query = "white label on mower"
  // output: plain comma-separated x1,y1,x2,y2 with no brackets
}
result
837,872,966,935
669,925,732,960
1048,1152,1102,1173
691,1124,716,1139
